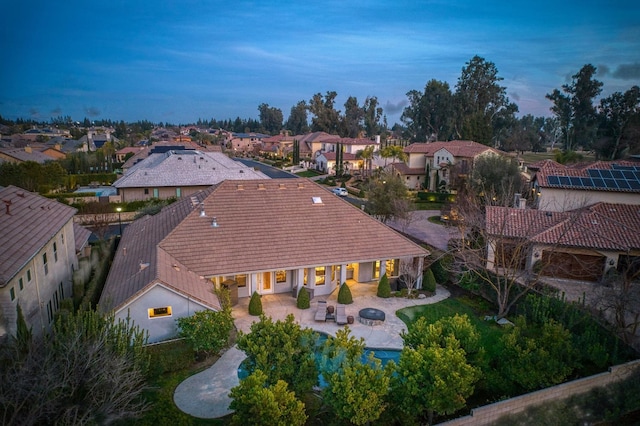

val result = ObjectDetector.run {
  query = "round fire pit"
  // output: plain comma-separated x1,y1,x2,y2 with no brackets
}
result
358,308,385,326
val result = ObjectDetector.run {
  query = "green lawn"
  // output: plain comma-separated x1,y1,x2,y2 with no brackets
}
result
397,296,505,359
295,170,324,178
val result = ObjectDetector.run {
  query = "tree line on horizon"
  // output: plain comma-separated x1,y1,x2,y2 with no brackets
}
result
2,56,638,159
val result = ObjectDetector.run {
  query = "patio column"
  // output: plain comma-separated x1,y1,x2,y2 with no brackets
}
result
380,259,387,278
295,268,304,295
416,256,424,289
340,263,347,284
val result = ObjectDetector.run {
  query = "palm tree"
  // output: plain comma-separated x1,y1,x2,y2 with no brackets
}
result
380,145,407,166
356,145,376,177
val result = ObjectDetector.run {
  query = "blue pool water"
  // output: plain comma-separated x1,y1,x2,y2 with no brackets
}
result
74,186,117,197
237,333,401,382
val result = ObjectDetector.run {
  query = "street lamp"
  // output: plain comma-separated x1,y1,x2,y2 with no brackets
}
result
116,207,122,236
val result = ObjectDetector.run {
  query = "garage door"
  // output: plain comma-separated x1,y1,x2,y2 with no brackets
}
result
540,251,605,282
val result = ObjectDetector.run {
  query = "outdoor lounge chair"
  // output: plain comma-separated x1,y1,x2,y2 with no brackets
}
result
315,300,327,321
336,304,347,325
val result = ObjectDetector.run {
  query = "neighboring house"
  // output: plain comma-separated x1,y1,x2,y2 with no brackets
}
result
530,160,640,212
100,178,429,343
260,133,297,158
393,140,504,190
0,186,91,340
485,203,640,282
120,140,208,173
0,146,54,164
228,132,269,153
113,149,269,201
294,132,341,157
315,151,361,174
115,146,145,163
323,137,380,156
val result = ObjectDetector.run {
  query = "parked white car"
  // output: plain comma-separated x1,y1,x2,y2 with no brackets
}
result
332,187,348,197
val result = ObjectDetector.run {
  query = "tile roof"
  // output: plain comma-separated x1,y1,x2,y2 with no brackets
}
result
390,162,425,175
486,203,640,251
0,186,77,286
404,140,501,157
113,150,269,188
319,152,357,161
160,179,428,277
99,187,221,312
293,132,341,143
0,147,53,163
73,222,92,253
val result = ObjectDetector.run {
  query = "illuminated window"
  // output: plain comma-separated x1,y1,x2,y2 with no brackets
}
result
276,270,287,283
372,261,380,279
234,274,247,287
303,269,308,285
148,306,172,318
315,267,325,285
386,259,399,276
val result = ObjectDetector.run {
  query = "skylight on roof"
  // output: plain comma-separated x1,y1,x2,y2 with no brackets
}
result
312,196,323,204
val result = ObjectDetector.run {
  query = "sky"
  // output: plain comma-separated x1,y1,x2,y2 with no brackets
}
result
1,0,639,127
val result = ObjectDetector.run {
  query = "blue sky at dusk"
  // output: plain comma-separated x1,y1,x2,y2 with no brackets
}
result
1,0,639,125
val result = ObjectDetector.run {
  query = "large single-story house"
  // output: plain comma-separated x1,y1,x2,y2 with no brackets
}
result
100,178,429,342
530,160,640,212
392,140,505,191
485,203,640,282
0,186,91,340
113,149,269,201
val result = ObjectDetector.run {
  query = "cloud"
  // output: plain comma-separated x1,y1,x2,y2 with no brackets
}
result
597,64,610,76
509,92,520,101
612,63,640,80
51,107,62,115
384,99,407,115
84,106,101,117
29,108,39,117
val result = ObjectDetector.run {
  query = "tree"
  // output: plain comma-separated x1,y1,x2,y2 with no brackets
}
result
546,64,603,150
596,85,640,159
380,144,407,165
377,273,391,298
363,96,384,138
337,282,353,304
296,286,310,309
308,91,341,134
391,320,480,425
399,257,421,295
469,154,523,206
355,145,375,177
500,317,577,392
422,267,437,293
454,56,518,146
248,291,262,316
0,310,149,425
229,369,307,426
365,172,411,223
343,96,364,138
402,79,454,142
285,101,309,135
258,103,284,135
177,308,234,357
235,314,318,397
319,329,391,425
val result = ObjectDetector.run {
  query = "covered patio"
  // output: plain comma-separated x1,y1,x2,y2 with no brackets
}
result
232,280,451,349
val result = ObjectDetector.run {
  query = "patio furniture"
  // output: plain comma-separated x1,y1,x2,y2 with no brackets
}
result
336,304,347,325
315,300,327,321
347,315,354,324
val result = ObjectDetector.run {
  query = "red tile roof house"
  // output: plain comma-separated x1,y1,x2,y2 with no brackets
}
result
530,160,640,212
99,179,429,343
315,151,361,175
392,140,505,191
0,186,91,340
485,203,640,282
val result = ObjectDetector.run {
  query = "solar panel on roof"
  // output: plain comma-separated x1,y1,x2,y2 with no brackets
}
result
612,164,640,171
622,170,635,179
603,179,618,189
580,177,594,187
592,178,604,188
559,176,570,185
611,170,624,179
600,170,613,179
617,180,631,189
629,180,640,190
547,176,560,185
587,169,601,178
569,177,582,186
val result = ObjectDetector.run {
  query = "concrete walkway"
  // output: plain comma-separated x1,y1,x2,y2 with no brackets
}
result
173,282,450,419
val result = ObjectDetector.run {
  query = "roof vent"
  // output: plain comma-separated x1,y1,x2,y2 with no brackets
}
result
257,183,265,190
297,182,304,189
199,203,206,217
237,184,244,190
211,217,219,228
279,183,286,189
139,262,150,271
239,169,244,173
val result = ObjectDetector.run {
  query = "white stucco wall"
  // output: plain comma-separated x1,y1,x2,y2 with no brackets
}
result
116,283,212,343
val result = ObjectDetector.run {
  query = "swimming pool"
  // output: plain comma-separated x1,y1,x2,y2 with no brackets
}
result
237,332,401,382
74,186,117,197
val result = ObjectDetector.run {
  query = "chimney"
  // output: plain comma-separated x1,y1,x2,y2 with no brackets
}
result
24,146,32,153
3,199,11,215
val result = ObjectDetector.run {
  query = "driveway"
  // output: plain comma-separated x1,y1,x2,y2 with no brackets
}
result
387,210,459,251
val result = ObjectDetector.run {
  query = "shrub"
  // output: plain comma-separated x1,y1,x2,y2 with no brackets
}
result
377,273,391,298
422,268,437,293
248,291,263,316
297,287,310,309
337,282,353,304
177,309,234,356
430,258,449,283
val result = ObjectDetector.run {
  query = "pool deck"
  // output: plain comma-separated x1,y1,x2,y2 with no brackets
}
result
173,282,450,419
